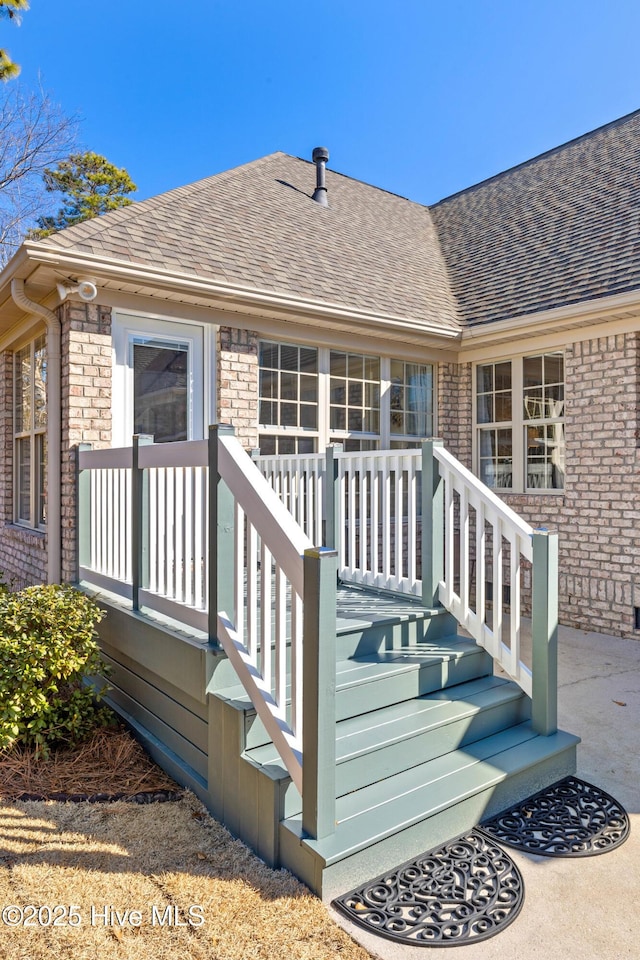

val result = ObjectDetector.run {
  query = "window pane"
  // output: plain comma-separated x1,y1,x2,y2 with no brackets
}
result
260,342,279,368
477,393,493,424
477,364,493,394
280,371,297,401
280,344,299,371
300,404,317,429
15,345,31,433
300,347,317,374
495,393,512,422
34,336,47,429
526,423,565,490
494,362,512,391
259,369,276,399
544,353,563,385
37,433,47,525
330,352,347,377
17,437,31,521
133,341,188,443
523,355,543,387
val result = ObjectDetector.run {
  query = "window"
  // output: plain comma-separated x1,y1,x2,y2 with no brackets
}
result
258,341,318,455
258,340,435,453
14,335,47,527
390,361,434,446
475,352,565,492
329,351,380,450
132,337,189,443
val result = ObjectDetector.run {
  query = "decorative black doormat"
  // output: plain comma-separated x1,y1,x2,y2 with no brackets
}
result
479,776,630,857
332,831,524,947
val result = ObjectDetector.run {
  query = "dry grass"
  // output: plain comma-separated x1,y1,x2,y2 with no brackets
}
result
0,731,372,960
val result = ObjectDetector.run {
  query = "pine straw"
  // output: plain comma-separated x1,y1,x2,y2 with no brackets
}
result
0,726,179,800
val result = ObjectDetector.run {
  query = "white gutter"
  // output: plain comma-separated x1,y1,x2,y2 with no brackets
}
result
23,243,463,342
10,279,61,584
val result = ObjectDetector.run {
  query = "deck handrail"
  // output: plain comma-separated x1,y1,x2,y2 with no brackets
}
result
256,440,558,734
78,427,338,834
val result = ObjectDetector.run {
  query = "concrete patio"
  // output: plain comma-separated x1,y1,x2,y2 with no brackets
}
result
329,621,640,959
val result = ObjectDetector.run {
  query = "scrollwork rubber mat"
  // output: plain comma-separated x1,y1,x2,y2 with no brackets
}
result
479,776,630,857
332,831,524,947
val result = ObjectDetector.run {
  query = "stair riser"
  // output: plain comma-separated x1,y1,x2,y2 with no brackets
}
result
336,649,493,722
336,694,531,796
242,647,494,749
280,740,578,900
336,610,458,659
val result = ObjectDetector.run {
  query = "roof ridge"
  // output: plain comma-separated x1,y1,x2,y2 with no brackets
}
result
431,106,640,207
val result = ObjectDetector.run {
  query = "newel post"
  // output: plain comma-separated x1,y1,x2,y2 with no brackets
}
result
531,529,559,736
76,442,92,582
131,434,153,611
422,438,445,608
323,443,343,550
208,423,236,646
302,546,338,840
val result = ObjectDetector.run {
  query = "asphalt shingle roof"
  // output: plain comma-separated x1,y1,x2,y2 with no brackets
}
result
430,109,640,325
35,111,640,329
40,153,460,331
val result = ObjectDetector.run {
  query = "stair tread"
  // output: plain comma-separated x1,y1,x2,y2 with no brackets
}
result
246,675,523,768
281,723,580,866
214,635,481,706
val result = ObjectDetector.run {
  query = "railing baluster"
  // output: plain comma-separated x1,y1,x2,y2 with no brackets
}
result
260,540,272,692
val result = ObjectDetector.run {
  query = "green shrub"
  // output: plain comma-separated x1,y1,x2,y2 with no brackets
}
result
0,584,111,757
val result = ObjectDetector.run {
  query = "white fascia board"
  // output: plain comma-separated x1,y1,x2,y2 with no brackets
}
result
459,290,640,356
24,243,463,345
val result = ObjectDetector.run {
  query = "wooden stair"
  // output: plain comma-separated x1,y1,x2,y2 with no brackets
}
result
211,587,579,900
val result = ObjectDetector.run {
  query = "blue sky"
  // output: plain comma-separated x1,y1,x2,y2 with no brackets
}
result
7,1,640,206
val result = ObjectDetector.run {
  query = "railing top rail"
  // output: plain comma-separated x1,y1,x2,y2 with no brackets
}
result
138,439,208,470
218,433,313,595
78,447,133,470
434,445,534,543
334,447,421,462
252,451,325,466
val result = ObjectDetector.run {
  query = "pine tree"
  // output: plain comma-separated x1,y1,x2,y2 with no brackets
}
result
0,0,29,81
31,152,137,237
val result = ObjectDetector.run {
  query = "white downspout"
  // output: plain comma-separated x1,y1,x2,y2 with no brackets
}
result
10,279,61,584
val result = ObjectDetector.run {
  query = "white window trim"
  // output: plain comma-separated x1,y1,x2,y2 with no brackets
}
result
258,341,438,452
14,335,47,529
112,311,210,446
472,352,565,495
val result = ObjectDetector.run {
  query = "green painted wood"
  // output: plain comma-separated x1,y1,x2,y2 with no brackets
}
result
282,724,579,868
97,598,208,703
421,438,444,608
206,694,225,820
131,434,153,610
302,547,338,840
531,530,559,736
76,442,92,579
247,676,530,801
279,733,578,901
104,684,208,780
101,653,208,752
209,423,236,646
323,443,342,549
334,641,493,720
109,701,209,800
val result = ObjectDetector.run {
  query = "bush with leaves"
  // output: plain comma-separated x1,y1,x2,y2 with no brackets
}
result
0,584,111,756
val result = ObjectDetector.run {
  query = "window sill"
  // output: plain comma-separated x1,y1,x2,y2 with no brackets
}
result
4,523,46,540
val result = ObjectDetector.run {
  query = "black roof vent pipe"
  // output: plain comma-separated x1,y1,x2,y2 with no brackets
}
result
312,146,329,206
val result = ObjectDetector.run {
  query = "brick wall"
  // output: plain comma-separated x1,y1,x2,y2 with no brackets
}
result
217,326,259,449
438,361,472,467
60,301,112,582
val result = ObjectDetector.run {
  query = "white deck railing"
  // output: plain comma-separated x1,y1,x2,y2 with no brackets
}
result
253,447,424,596
78,430,324,797
256,440,557,711
432,444,534,697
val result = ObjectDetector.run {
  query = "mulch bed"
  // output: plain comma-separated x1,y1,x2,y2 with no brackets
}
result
0,725,182,802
